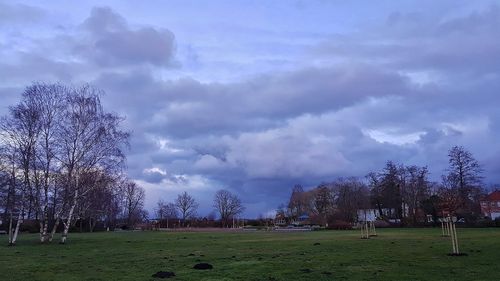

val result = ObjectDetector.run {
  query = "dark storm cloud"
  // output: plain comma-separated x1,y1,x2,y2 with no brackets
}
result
75,7,176,67
96,65,413,139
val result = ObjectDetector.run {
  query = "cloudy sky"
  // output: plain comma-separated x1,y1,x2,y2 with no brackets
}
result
1,0,500,217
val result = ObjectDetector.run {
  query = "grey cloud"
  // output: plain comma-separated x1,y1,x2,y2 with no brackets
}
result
317,5,500,77
75,7,176,67
0,2,45,26
95,65,412,139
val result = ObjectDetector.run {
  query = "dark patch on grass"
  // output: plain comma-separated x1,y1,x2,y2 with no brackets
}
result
300,269,312,273
447,253,468,257
193,263,213,270
313,243,321,246
321,271,332,275
188,253,195,256
152,271,176,278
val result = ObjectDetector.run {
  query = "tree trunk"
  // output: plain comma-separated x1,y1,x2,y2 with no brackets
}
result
8,214,13,245
10,207,24,246
40,205,49,243
60,189,78,244
90,218,97,232
49,217,60,242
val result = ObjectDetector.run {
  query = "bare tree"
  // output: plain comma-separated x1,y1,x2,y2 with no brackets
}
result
28,83,65,242
0,83,129,245
0,90,42,245
122,180,145,228
333,177,370,223
312,183,334,225
55,85,128,243
155,200,177,228
443,146,483,215
287,184,311,219
402,165,430,224
213,189,245,227
175,191,198,226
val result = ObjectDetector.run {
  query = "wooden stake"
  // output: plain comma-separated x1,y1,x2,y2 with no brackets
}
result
360,221,369,239
449,219,456,254
369,221,377,236
452,221,459,254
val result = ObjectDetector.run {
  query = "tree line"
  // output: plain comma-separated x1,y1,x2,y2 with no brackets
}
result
280,145,488,227
154,189,245,228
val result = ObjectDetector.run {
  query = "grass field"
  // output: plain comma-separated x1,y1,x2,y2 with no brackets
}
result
1,228,499,281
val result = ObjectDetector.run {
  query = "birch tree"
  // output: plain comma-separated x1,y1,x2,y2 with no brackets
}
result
55,85,128,244
0,92,41,245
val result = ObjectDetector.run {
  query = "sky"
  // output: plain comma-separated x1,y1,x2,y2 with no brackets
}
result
1,0,500,217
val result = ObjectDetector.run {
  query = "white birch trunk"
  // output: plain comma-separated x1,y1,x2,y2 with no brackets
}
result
8,214,13,245
40,202,50,243
60,189,78,244
10,206,24,246
49,216,60,242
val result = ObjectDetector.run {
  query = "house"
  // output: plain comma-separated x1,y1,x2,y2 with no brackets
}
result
480,191,500,220
273,213,287,227
291,214,310,226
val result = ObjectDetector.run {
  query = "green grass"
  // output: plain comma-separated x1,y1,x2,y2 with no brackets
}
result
1,228,499,281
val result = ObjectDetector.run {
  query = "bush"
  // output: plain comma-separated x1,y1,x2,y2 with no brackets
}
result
327,220,352,230
20,220,39,233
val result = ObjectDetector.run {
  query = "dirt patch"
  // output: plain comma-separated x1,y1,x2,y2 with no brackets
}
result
193,263,213,270
447,253,468,256
152,271,176,278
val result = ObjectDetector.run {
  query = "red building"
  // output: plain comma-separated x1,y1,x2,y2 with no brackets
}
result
480,191,500,220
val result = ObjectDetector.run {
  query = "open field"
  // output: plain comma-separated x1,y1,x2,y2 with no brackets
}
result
1,228,499,281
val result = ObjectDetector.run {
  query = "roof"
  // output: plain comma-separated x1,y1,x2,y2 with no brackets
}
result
484,191,500,201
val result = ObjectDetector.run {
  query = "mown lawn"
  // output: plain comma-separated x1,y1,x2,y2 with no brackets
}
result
0,228,499,281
